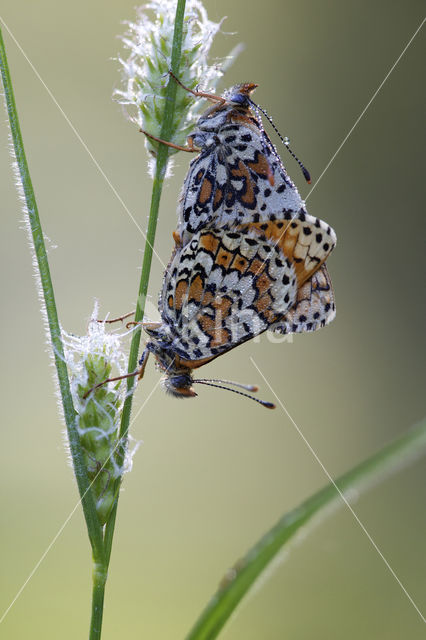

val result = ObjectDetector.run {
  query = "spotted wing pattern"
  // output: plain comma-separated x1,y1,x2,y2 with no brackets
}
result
160,228,298,362
270,264,336,334
242,210,337,288
178,105,305,244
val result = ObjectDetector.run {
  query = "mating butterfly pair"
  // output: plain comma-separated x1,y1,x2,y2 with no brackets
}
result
138,81,336,406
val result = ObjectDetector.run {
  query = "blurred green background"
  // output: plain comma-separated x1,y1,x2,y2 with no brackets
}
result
1,1,425,638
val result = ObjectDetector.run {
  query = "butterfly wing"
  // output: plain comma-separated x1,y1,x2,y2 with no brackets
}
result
242,211,336,287
178,118,305,244
269,264,336,334
160,228,298,363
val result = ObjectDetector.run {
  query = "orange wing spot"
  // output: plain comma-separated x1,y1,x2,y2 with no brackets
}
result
201,291,215,307
280,232,305,286
210,328,231,348
249,220,323,288
256,272,273,296
293,263,315,288
250,220,295,254
199,313,230,348
230,253,249,273
198,313,214,336
265,307,280,323
232,113,259,129
248,258,265,275
271,221,323,287
231,161,255,206
246,221,272,235
267,164,275,186
188,274,204,303
199,176,213,204
196,169,204,182
174,280,188,310
272,224,298,261
200,232,220,255
212,296,232,317
247,154,272,182
213,187,223,207
168,295,174,309
216,248,233,269
254,292,273,315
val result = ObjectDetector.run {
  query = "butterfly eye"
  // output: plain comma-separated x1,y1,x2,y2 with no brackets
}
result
229,93,247,106
164,374,196,398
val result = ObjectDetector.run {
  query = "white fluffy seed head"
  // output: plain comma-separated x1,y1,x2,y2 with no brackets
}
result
62,303,139,524
115,0,234,172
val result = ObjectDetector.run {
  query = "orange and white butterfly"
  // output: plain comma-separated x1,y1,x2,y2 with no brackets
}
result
135,80,337,404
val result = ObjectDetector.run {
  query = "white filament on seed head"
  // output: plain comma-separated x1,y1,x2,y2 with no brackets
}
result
61,303,134,472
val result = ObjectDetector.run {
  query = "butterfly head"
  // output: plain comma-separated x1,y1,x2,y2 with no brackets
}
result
163,372,197,398
223,82,258,107
143,328,197,399
143,325,274,407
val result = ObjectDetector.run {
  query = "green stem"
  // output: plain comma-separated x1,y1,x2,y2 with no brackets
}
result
89,562,108,640
0,27,104,560
186,418,426,640
102,0,188,571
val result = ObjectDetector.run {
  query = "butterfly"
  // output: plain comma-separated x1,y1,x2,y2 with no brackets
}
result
177,83,314,246
129,80,336,405
169,82,336,334
172,207,336,334
141,80,335,324
140,80,311,244
138,227,296,407
134,207,335,406
87,219,335,406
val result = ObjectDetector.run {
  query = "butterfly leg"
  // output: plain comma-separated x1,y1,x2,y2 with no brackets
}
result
139,127,199,153
137,347,150,380
126,320,143,328
82,368,141,399
173,230,182,247
168,70,226,106
96,310,135,324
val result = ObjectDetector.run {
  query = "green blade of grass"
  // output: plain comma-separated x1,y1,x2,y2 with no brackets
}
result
0,24,104,560
186,418,426,639
103,0,188,567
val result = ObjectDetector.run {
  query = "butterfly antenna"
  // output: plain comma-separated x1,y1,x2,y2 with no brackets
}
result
194,378,259,392
193,380,275,409
248,99,311,183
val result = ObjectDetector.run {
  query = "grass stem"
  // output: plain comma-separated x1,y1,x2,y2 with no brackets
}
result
102,0,188,582
0,25,104,561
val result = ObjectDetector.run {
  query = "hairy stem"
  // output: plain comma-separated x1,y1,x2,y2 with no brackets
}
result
0,26,104,561
103,0,188,571
89,562,108,640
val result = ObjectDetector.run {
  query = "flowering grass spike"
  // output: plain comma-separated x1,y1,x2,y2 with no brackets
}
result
63,310,136,525
116,0,229,164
